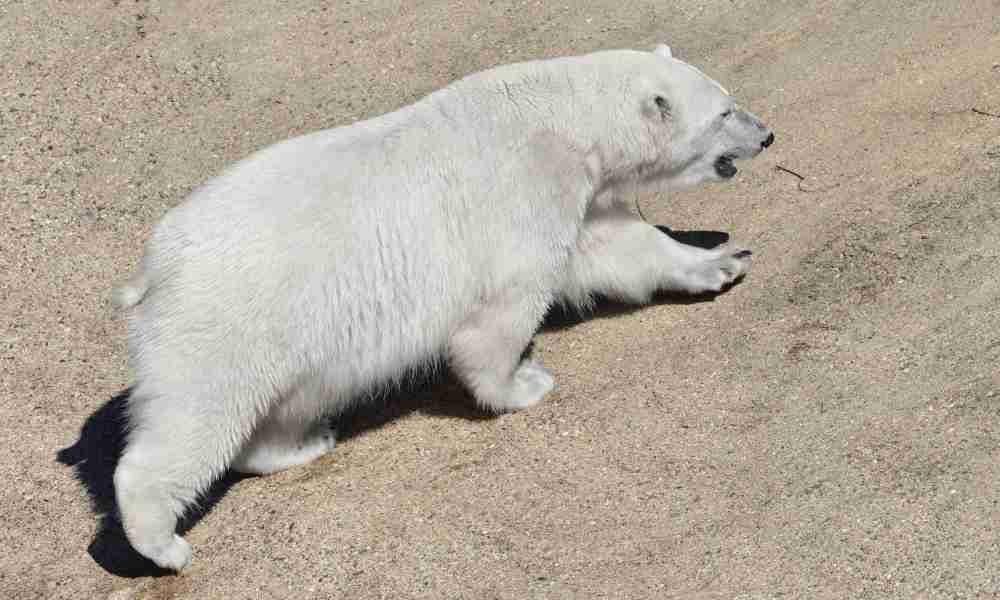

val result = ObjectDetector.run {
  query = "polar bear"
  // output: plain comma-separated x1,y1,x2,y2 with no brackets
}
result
110,43,773,571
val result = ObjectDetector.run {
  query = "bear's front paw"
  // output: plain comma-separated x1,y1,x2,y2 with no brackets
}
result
500,360,555,412
683,245,752,294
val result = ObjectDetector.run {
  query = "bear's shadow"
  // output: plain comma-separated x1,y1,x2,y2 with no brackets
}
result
57,227,733,577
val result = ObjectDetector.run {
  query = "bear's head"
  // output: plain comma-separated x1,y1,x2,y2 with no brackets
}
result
623,44,774,189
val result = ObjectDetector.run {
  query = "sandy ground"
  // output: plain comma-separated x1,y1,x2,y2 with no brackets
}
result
3,1,1000,598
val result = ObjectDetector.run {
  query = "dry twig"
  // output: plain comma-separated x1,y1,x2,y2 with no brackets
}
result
775,164,806,182
972,107,1000,119
775,164,840,193
634,196,649,222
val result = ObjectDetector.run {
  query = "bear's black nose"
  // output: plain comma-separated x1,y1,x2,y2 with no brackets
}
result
761,132,775,148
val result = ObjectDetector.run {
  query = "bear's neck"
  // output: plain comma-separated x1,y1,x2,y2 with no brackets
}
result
425,58,624,173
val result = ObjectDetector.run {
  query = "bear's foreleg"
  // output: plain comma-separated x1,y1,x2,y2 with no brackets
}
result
448,287,555,412
560,202,751,307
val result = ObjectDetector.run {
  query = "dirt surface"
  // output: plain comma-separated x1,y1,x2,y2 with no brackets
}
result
4,1,1000,598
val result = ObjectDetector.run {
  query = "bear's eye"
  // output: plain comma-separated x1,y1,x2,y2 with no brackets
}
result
721,109,734,119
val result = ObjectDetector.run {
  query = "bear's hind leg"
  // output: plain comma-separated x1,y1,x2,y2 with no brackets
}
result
231,411,337,476
114,383,267,571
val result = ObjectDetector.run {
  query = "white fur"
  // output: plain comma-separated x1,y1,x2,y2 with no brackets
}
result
111,45,773,571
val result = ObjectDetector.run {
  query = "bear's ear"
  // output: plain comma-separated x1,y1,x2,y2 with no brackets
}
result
643,94,672,122
653,44,672,58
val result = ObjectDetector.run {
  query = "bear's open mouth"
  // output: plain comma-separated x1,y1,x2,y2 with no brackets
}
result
714,154,738,178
